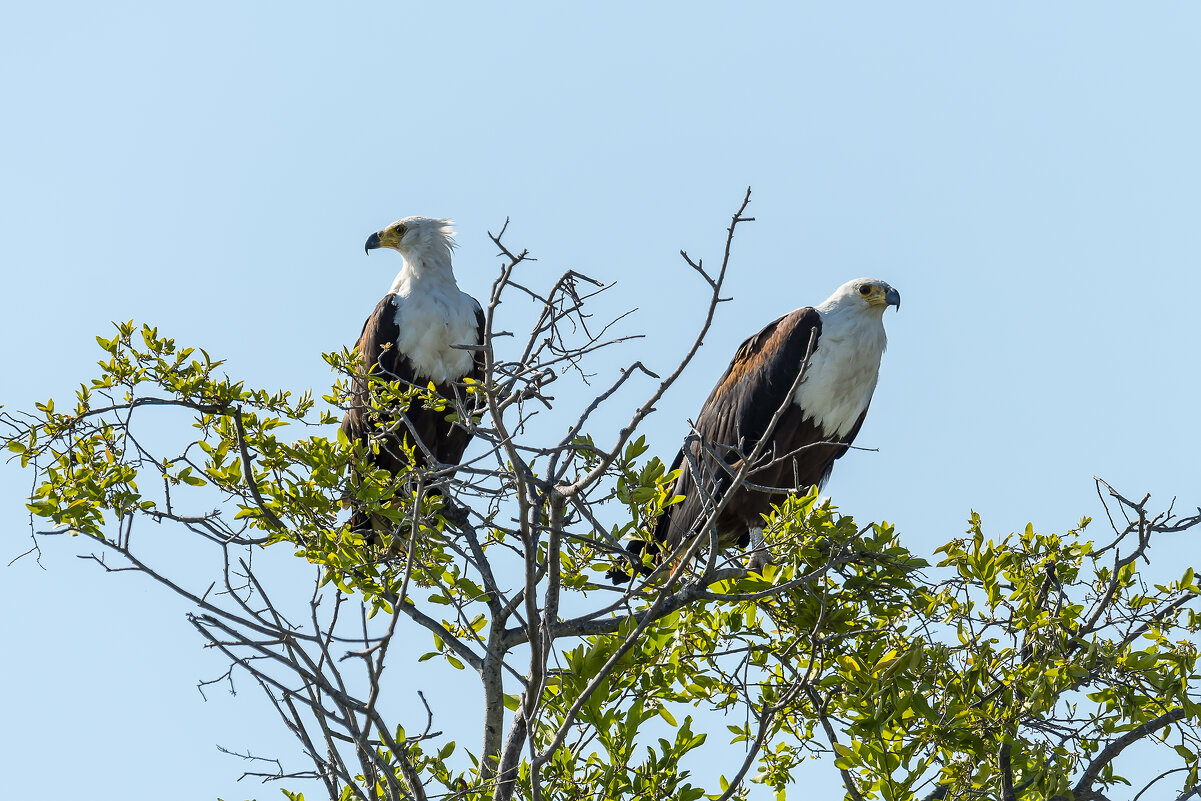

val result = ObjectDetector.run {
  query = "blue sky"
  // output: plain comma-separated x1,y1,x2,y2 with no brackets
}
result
3,2,1200,799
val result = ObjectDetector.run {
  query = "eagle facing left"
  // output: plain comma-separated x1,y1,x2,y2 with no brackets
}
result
340,216,486,535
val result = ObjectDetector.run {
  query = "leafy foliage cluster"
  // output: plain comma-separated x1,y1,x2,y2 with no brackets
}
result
5,198,1201,801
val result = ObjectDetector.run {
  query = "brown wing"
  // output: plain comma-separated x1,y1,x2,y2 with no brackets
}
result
341,295,411,475
653,307,824,553
610,309,822,582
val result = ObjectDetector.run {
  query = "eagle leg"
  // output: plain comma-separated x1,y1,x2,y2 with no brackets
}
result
745,526,771,573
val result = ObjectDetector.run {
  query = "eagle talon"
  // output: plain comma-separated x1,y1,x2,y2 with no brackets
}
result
746,551,771,573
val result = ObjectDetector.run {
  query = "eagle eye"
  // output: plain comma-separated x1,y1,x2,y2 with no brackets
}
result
858,285,872,296
397,224,408,236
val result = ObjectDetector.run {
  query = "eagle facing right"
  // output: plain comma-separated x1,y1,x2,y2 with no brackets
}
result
609,278,900,582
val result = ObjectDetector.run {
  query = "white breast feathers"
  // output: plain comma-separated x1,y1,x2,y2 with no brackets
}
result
793,309,887,438
391,285,480,384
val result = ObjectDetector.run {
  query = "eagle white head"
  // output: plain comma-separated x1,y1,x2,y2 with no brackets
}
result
364,216,458,274
816,278,901,316
797,277,900,437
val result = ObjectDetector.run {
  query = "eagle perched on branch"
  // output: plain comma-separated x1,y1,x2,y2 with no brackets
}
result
610,278,900,581
340,217,485,535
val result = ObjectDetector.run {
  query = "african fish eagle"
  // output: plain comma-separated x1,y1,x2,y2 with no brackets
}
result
609,278,900,582
340,217,485,534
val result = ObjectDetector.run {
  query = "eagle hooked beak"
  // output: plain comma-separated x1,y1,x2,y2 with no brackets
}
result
885,287,901,311
364,231,382,255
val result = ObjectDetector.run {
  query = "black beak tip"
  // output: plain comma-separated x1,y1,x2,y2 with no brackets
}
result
364,231,381,255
